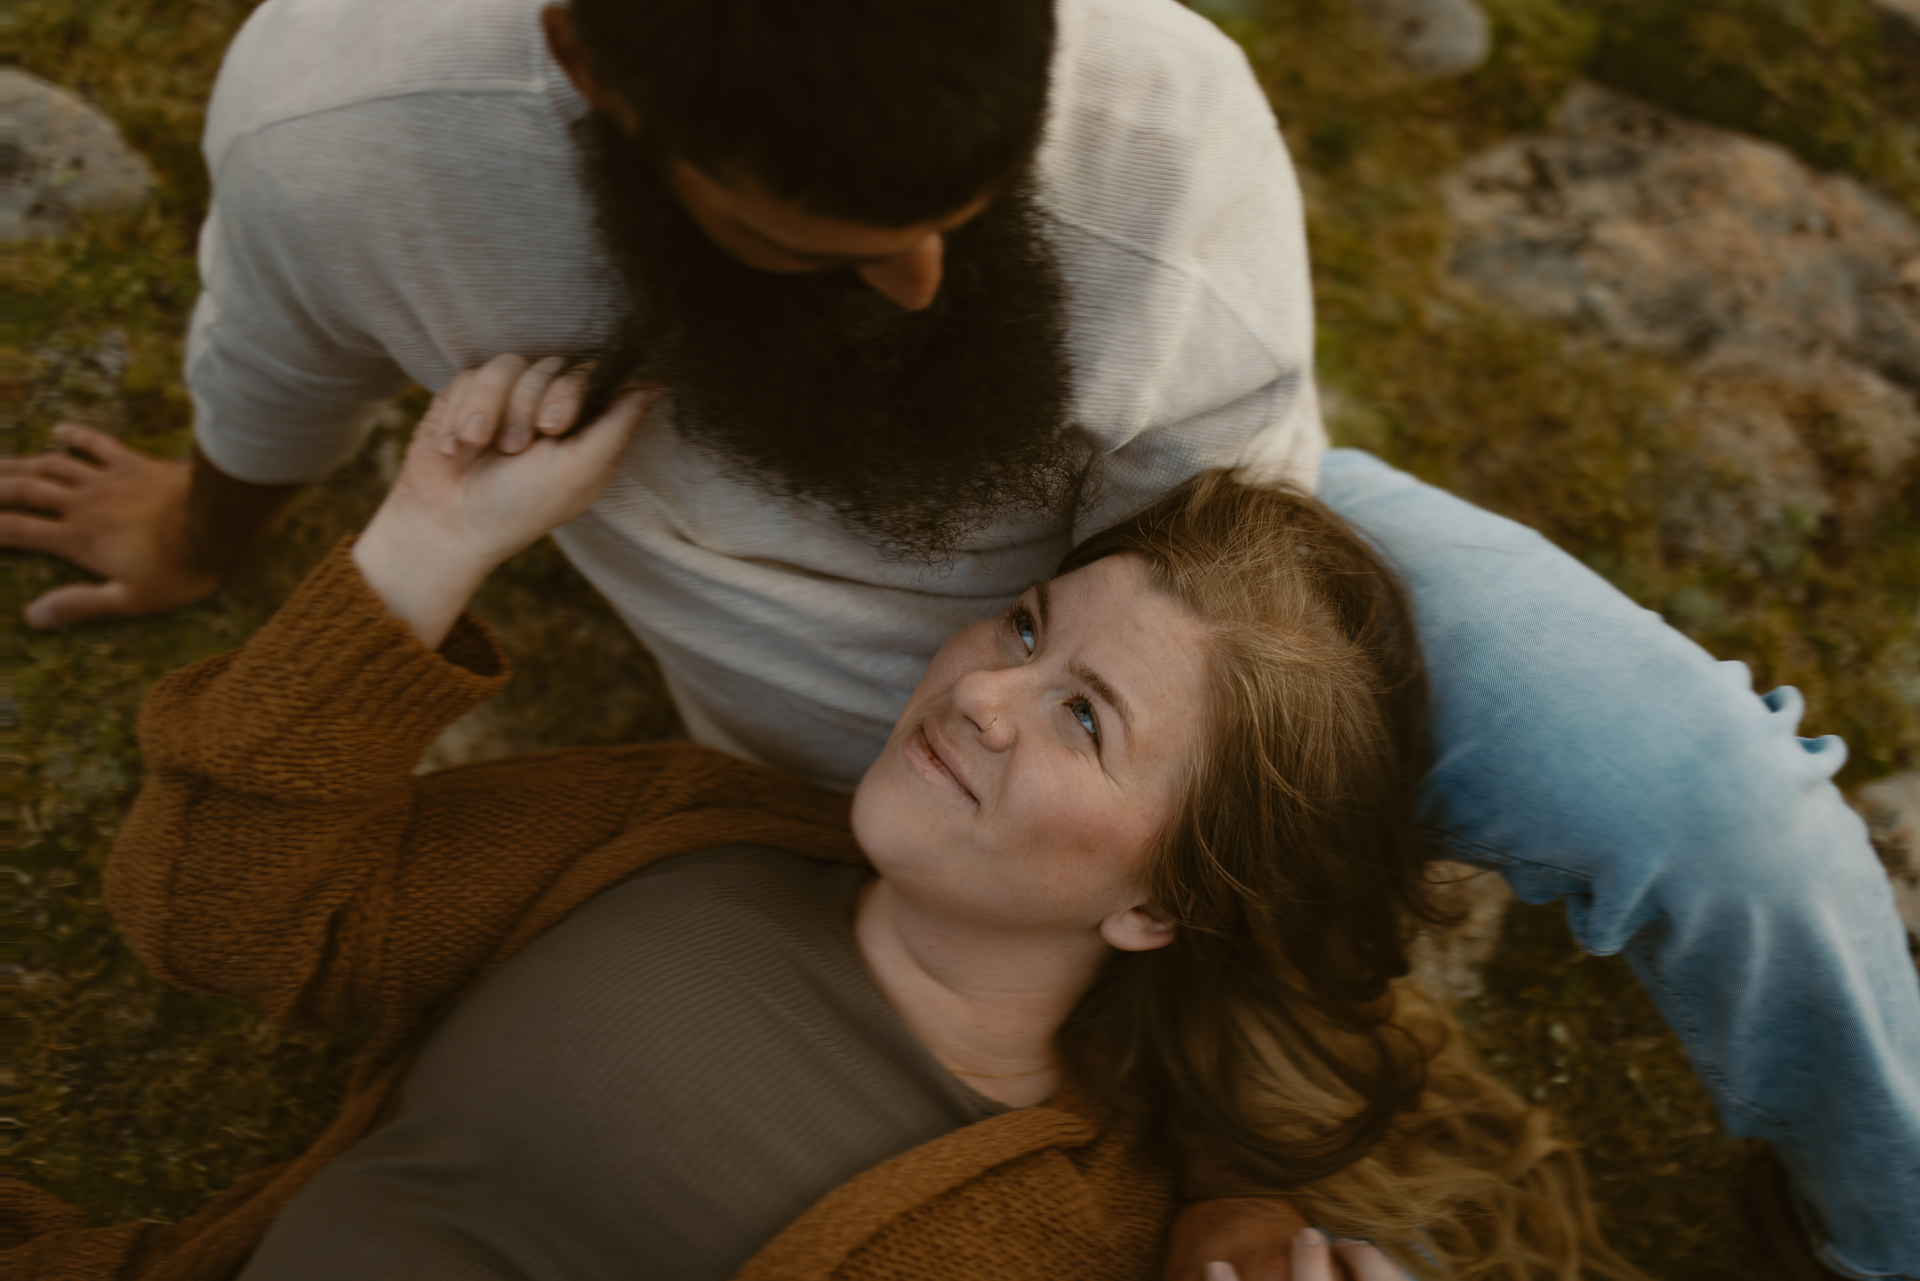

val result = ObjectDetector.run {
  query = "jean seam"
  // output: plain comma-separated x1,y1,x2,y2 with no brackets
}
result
1418,824,1587,882
1623,932,1792,1136
1420,824,1793,1135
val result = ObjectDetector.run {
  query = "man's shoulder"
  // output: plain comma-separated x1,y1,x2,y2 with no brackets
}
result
1053,0,1263,109
1042,0,1285,221
1040,0,1296,286
204,0,570,168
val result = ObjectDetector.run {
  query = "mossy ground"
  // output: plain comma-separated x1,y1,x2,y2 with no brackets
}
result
9,0,1918,1275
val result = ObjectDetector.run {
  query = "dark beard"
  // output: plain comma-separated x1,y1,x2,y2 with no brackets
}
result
571,113,1086,562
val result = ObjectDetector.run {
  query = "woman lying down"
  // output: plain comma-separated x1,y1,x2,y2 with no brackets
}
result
3,372,1649,1281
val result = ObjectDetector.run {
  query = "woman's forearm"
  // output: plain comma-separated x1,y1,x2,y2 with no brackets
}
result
351,501,496,649
105,540,511,1026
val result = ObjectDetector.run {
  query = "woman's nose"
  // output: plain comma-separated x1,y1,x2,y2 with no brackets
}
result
953,665,1019,751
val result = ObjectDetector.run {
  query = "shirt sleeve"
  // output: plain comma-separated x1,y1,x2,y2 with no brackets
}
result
1044,0,1328,542
103,540,862,1036
187,126,413,484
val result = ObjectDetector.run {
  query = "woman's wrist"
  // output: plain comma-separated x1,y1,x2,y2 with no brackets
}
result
351,502,499,650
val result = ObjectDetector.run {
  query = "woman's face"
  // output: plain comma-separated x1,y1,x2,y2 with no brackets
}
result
852,554,1212,936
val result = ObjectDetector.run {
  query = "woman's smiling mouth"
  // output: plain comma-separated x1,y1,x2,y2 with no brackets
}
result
906,723,978,804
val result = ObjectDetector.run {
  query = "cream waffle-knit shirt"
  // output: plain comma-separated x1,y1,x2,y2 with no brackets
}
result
190,0,1325,791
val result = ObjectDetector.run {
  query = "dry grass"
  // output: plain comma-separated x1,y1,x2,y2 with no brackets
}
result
9,0,1917,1273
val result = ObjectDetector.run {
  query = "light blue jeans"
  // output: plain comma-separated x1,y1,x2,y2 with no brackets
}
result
1318,449,1920,1279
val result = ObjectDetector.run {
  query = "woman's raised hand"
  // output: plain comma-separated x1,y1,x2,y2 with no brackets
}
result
352,356,654,648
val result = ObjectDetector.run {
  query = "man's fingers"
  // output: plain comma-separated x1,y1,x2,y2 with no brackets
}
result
0,476,76,513
0,453,96,486
502,356,566,454
51,421,129,465
24,579,136,630
0,510,77,557
451,354,531,450
1204,1264,1241,1281
29,451,98,485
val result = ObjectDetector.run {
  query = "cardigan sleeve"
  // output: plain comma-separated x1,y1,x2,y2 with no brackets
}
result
105,539,860,1036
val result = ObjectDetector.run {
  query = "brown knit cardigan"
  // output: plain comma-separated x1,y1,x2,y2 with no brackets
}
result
4,542,1175,1281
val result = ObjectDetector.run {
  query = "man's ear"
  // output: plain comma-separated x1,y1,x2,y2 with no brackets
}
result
1100,904,1177,953
541,5,640,133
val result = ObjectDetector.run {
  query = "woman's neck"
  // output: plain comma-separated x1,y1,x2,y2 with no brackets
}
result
853,879,1111,1107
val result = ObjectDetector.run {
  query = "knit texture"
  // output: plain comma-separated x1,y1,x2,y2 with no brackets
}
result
4,540,1175,1279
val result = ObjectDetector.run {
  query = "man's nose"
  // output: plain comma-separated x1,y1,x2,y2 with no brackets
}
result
858,233,944,311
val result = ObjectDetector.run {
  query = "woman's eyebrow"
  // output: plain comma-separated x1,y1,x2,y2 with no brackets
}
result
1032,579,1051,626
1071,660,1132,738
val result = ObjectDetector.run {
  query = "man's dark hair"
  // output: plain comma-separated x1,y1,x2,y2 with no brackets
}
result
567,0,1056,226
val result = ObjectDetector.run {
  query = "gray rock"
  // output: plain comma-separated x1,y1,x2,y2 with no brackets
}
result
1665,346,1920,567
1356,0,1491,79
1445,84,1920,388
1444,83,1920,572
1856,772,1920,946
1407,860,1513,1006
1874,0,1920,35
2,68,153,241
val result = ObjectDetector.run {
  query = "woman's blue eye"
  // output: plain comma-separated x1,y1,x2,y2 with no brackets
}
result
1012,608,1036,653
1070,697,1099,740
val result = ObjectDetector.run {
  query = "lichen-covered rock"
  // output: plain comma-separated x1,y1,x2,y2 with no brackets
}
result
1874,0,1920,37
1443,83,1920,574
1665,346,1920,567
1356,0,1491,79
1856,772,1920,945
1444,83,1920,389
1408,860,1514,1006
2,68,153,241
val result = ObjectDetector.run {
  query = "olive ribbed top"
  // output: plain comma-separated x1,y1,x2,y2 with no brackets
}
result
240,847,1004,1280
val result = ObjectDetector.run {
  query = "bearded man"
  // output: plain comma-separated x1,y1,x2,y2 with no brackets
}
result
3,0,1916,1278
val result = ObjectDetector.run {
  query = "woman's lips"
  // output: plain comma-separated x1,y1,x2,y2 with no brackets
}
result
906,723,978,803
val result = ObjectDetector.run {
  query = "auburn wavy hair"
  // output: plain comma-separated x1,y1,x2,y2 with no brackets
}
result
1058,471,1647,1280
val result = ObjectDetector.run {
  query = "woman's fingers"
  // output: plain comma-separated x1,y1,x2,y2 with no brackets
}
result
424,376,472,457
1292,1230,1406,1281
1203,1263,1240,1281
449,354,531,451
534,367,587,437
1331,1240,1403,1281
501,356,567,455
1290,1228,1338,1280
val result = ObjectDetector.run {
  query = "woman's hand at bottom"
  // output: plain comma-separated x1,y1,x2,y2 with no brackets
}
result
353,362,655,648
1202,1229,1408,1281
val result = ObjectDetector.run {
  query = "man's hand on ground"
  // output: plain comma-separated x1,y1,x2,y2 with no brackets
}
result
1,423,221,627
